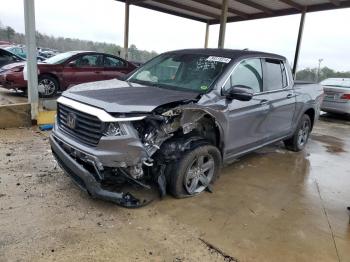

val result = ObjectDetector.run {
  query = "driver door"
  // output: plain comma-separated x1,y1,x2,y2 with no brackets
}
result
224,58,272,157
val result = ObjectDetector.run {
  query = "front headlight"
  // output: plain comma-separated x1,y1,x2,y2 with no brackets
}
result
103,122,126,136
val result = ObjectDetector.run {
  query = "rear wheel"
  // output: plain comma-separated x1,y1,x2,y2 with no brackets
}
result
38,75,59,98
167,144,222,198
284,114,311,152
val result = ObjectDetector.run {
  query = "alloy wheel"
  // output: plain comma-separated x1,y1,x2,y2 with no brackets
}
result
297,119,310,147
184,154,215,195
38,78,56,96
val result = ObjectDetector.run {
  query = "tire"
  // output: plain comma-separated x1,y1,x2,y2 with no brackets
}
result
38,75,59,98
284,114,311,152
167,144,222,198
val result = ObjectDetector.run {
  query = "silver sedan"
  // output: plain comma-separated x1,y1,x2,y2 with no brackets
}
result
321,78,350,114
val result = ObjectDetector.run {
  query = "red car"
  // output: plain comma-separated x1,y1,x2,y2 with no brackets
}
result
0,51,137,97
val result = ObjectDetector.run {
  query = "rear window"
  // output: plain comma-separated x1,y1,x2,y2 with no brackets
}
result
321,78,350,88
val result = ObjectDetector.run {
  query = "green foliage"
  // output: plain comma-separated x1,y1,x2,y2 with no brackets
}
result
0,21,157,62
296,67,350,82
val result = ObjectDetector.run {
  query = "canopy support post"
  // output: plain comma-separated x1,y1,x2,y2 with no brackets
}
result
204,22,210,48
124,2,130,60
218,0,228,48
23,0,38,122
292,9,306,79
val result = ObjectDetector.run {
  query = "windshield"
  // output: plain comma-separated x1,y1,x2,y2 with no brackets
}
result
128,53,230,93
44,52,76,64
321,78,350,88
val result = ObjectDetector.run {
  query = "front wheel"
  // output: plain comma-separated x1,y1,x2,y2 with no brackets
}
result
167,144,222,198
38,75,59,98
284,114,311,152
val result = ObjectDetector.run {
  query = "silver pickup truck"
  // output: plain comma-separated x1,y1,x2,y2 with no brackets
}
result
50,49,324,207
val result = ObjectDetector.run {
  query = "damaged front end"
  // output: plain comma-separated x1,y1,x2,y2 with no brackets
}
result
51,97,220,208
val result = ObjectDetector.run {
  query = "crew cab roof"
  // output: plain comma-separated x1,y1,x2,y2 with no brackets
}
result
164,48,286,62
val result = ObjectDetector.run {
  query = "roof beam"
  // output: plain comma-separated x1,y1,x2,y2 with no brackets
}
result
134,2,208,22
128,0,146,4
279,0,304,11
190,0,248,18
234,0,274,15
154,0,221,19
329,0,341,6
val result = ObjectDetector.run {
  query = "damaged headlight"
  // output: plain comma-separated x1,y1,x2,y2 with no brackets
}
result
103,122,126,136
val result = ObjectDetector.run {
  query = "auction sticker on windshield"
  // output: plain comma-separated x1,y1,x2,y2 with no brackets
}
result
206,56,231,63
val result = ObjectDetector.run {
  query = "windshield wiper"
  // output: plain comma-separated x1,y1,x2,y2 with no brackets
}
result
129,79,159,87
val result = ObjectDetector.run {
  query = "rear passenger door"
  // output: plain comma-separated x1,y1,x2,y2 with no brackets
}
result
103,55,129,80
261,58,296,139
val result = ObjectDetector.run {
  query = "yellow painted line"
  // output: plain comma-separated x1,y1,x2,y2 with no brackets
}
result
37,110,56,125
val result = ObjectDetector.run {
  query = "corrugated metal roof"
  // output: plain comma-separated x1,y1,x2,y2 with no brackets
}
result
116,0,350,24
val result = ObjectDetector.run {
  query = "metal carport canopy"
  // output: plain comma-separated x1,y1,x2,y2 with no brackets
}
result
117,0,350,24
116,0,350,75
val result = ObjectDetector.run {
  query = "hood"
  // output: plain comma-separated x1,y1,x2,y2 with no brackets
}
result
1,61,53,70
1,61,25,70
63,79,199,114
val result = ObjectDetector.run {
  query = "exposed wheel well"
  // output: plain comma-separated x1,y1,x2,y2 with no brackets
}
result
194,115,222,151
304,108,315,130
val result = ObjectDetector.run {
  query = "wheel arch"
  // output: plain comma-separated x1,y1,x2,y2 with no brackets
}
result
304,108,315,130
179,109,225,156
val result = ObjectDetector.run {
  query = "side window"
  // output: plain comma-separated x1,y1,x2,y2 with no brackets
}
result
223,58,263,93
0,51,18,63
74,54,104,67
104,56,126,68
264,59,288,91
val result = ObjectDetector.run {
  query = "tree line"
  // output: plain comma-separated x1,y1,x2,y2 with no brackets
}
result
0,21,157,62
296,67,350,82
1,21,349,79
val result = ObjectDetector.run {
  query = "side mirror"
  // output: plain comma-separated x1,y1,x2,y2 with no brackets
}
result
68,61,76,67
226,85,254,101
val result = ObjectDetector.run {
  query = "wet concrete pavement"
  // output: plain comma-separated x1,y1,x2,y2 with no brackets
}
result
0,117,349,261
0,87,27,105
0,87,57,110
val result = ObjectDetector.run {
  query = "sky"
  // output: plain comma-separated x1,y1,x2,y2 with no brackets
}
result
0,0,350,71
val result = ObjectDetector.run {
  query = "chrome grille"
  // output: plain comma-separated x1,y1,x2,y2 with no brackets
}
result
57,103,103,146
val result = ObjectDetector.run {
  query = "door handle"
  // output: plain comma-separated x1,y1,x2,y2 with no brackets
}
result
95,71,102,74
260,99,269,105
286,93,293,99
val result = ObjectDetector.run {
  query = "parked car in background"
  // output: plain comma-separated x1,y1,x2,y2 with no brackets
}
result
321,78,350,114
38,47,59,58
1,45,26,59
129,60,144,67
0,47,24,68
0,45,46,61
0,51,137,97
50,49,324,207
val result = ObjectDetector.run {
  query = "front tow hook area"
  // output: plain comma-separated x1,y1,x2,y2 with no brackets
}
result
50,135,155,208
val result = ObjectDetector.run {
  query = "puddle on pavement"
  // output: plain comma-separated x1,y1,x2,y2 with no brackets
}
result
311,134,346,154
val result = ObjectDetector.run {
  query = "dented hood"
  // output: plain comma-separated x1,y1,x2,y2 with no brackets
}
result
62,78,198,113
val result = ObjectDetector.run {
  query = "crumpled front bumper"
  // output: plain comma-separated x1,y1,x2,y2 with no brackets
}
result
50,134,144,208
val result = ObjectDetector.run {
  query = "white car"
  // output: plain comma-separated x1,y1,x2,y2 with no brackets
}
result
321,78,350,114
